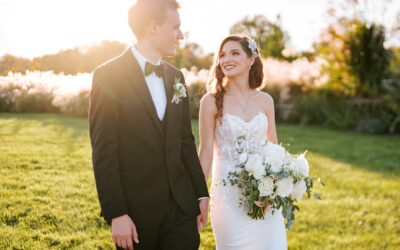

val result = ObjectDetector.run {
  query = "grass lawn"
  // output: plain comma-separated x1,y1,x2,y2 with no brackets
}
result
0,113,399,249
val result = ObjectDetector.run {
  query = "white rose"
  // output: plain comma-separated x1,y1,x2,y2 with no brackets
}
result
238,152,248,165
282,157,295,171
253,164,265,180
276,177,294,197
262,143,286,173
245,153,263,177
290,179,307,200
258,176,274,197
295,154,309,177
288,158,300,176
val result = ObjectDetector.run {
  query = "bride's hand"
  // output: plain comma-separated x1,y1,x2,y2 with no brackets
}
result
197,198,209,230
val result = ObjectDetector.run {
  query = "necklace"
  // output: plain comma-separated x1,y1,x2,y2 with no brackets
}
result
233,92,251,113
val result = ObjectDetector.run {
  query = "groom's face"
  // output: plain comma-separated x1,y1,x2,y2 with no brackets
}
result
153,8,183,57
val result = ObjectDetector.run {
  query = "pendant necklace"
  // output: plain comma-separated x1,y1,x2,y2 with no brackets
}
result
234,92,251,113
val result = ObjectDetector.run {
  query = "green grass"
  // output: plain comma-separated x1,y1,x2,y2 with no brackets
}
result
1,113,399,249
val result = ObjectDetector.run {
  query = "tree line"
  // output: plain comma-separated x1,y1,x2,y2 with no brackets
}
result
0,40,214,76
0,15,292,76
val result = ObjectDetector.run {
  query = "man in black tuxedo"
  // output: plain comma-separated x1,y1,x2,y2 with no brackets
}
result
89,0,209,249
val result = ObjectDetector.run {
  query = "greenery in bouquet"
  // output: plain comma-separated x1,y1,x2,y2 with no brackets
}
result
224,136,324,229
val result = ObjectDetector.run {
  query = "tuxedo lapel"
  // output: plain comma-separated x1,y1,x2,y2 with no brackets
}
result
162,63,182,145
122,49,163,135
162,62,174,118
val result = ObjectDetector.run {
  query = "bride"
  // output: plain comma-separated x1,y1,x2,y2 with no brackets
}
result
198,35,287,249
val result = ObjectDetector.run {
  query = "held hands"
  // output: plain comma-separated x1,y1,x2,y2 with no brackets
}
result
197,198,209,230
112,214,139,250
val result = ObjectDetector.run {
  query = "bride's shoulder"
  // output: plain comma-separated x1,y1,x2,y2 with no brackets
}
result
200,93,217,112
255,91,275,115
200,93,216,105
256,91,274,105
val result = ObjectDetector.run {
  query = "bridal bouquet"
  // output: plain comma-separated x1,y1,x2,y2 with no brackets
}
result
224,136,324,229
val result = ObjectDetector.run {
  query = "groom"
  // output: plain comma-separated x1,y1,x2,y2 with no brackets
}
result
89,0,209,249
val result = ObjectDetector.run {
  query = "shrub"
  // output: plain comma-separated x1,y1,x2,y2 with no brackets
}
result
0,84,17,112
357,119,388,134
290,90,357,129
289,90,331,125
53,90,89,117
187,81,206,119
14,91,57,113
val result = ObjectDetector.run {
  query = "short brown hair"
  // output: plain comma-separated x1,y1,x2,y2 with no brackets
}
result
128,0,180,39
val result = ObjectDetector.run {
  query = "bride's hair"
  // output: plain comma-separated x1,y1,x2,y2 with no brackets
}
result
207,34,264,121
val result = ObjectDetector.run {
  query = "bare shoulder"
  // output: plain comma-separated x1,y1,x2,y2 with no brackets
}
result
200,93,217,114
256,91,274,108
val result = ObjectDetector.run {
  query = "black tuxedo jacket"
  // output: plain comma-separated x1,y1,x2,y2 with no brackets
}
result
89,48,209,228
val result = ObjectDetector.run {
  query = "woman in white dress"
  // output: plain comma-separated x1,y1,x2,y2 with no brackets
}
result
198,35,287,250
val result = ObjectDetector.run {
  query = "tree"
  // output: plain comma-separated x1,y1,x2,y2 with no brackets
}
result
1,40,211,75
0,54,31,75
387,47,400,80
163,41,213,70
315,18,391,97
320,0,399,96
347,23,390,96
31,40,127,74
81,40,128,72
230,14,290,59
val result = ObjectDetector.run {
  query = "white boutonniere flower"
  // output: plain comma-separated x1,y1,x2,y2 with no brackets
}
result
171,77,187,104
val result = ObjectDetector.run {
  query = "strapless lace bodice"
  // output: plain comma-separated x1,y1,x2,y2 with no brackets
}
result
212,112,268,182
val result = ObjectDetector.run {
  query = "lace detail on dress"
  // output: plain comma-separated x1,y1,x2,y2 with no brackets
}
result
213,112,268,177
211,112,268,199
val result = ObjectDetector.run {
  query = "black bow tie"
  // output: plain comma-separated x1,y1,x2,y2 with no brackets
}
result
144,62,164,77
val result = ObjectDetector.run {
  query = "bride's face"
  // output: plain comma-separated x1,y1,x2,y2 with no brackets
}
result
219,41,254,78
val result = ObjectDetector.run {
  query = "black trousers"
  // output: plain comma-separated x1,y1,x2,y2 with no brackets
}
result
116,196,200,250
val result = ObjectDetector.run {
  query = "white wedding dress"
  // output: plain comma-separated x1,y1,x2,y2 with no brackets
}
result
210,112,287,250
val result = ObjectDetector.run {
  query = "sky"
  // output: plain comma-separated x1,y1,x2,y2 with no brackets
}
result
0,0,399,59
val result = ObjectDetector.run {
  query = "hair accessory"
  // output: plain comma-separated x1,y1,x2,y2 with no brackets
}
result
247,39,258,57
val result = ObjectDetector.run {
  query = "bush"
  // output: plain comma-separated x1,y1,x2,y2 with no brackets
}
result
0,84,16,112
289,87,400,134
14,92,57,113
382,81,400,133
53,90,89,117
322,102,355,129
0,71,91,116
0,83,57,113
187,81,206,119
357,119,388,134
290,90,356,129
289,90,332,125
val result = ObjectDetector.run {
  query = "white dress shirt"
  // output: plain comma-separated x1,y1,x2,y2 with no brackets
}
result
131,46,167,121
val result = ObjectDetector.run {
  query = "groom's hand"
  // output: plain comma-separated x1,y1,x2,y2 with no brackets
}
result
197,198,209,230
112,214,139,250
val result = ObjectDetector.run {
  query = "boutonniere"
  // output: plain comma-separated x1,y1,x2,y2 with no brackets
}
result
171,77,187,104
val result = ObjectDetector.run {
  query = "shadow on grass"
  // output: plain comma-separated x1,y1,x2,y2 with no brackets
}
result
277,124,400,177
0,113,90,160
0,113,88,139
2,114,399,178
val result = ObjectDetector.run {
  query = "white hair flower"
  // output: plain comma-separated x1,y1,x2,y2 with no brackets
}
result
247,39,258,57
